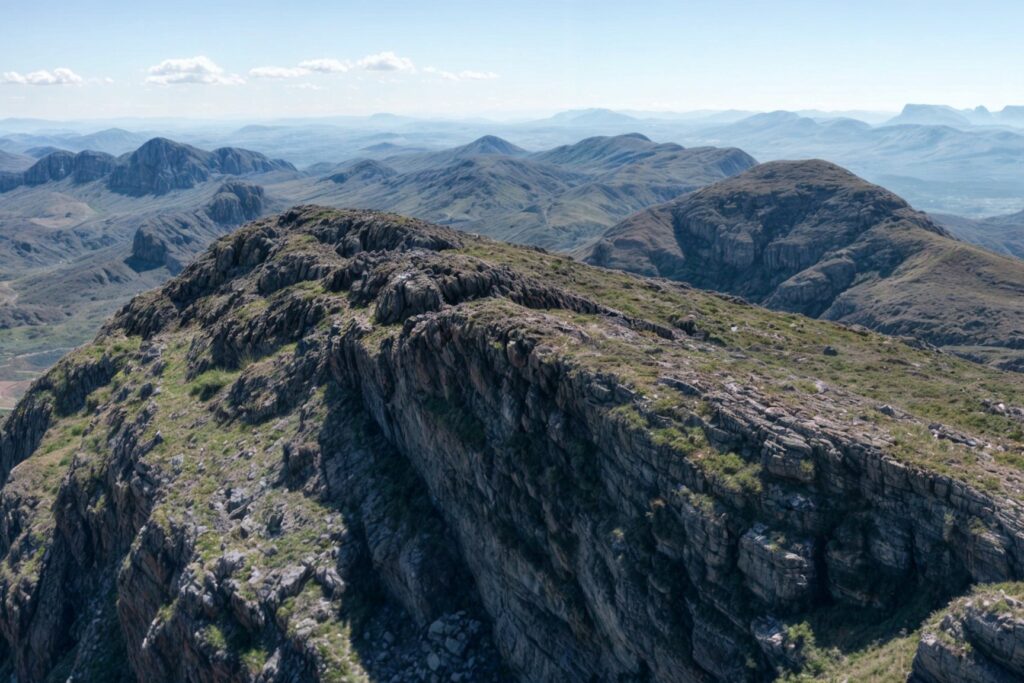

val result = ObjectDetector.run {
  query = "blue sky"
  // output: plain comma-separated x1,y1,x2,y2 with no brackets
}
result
2,0,1023,119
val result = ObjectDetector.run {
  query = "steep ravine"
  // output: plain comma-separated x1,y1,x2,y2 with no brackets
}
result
1,207,1023,681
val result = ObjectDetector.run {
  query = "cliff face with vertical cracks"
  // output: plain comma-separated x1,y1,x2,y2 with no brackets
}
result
1,206,1024,681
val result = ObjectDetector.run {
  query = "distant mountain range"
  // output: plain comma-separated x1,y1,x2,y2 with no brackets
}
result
0,137,293,196
0,127,154,155
682,111,1024,215
887,103,1024,128
6,106,1024,218
2,128,1023,407
0,149,33,172
581,160,1024,370
303,133,755,249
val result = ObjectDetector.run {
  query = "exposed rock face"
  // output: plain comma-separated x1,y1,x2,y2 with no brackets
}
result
108,138,294,196
1,207,1024,681
0,149,117,191
206,181,266,225
0,139,293,198
584,160,944,305
911,588,1024,682
71,150,120,182
106,138,212,195
22,150,79,185
128,211,237,274
583,160,1024,370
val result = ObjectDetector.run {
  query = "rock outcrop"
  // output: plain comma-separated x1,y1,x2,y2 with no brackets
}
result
911,586,1024,682
0,149,117,191
0,139,294,198
1,207,1024,682
108,138,294,196
206,181,266,225
128,211,238,274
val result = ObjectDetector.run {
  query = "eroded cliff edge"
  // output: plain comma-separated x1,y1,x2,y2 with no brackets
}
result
1,207,1023,682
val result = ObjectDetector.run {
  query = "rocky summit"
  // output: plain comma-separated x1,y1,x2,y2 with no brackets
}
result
2,207,1024,682
583,160,1024,371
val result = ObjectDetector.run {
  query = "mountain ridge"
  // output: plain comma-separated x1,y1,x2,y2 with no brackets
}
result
0,206,1022,681
582,159,1024,370
0,138,295,197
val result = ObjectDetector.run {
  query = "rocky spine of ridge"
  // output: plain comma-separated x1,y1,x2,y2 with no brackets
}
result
0,149,118,191
108,138,294,196
911,586,1024,682
205,181,266,225
0,207,1023,682
0,138,295,197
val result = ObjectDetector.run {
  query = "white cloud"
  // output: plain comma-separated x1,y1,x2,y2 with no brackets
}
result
2,67,83,86
357,51,415,72
455,70,499,81
424,67,499,82
145,56,243,85
249,66,311,79
298,58,351,73
287,82,323,91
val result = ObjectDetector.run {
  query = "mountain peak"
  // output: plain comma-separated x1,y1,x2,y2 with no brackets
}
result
460,135,526,156
583,159,1024,368
888,104,972,127
107,139,293,196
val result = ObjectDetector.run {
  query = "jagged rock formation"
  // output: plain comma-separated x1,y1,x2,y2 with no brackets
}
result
1,207,1024,681
0,139,296,396
128,211,243,274
206,181,266,225
0,149,117,191
583,160,1024,370
108,138,293,196
0,138,293,198
911,585,1024,682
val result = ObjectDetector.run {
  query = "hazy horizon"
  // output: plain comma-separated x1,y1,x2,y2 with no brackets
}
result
4,0,1024,120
